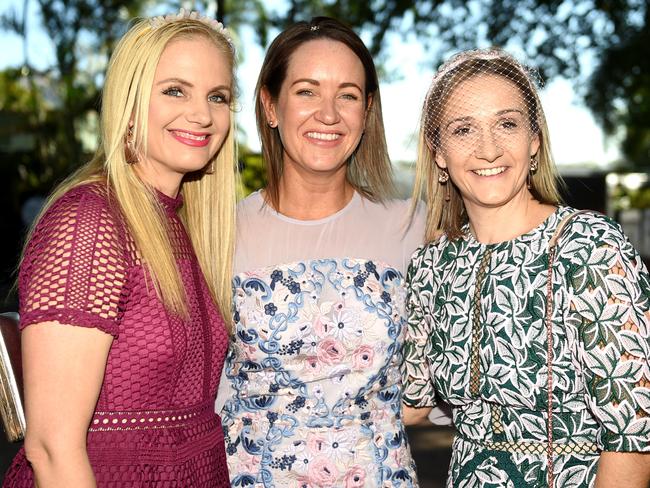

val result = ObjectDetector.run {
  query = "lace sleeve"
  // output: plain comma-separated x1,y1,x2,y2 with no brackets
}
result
401,246,437,407
19,186,128,337
568,216,650,452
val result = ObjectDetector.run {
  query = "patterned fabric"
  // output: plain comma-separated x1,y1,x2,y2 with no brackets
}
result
4,183,230,487
403,206,650,487
221,193,420,488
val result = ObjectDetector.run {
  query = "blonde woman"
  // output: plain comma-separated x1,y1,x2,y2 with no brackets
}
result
403,49,650,487
4,10,237,487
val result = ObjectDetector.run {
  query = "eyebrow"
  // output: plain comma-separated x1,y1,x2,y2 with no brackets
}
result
444,108,525,129
497,108,525,116
291,78,363,92
157,77,231,92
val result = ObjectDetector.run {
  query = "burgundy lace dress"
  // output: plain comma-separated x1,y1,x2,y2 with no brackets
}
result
3,183,230,487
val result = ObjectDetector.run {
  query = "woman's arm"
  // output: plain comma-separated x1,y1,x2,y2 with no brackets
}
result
403,405,433,426
22,321,113,488
595,452,650,488
401,250,439,417
566,216,650,485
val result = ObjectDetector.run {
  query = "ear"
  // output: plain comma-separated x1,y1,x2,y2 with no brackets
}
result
530,132,540,158
434,152,447,170
260,87,277,126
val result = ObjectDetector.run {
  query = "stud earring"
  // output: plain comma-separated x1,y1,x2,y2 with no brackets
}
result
268,120,277,128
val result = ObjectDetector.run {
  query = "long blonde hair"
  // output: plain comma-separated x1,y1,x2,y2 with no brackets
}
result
23,17,238,328
413,49,563,242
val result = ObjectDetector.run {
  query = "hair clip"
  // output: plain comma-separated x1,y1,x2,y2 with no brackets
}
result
150,8,234,51
310,25,319,31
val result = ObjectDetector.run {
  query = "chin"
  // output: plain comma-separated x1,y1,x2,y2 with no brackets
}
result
176,159,213,174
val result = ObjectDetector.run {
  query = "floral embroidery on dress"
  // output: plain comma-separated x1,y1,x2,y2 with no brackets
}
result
223,258,418,487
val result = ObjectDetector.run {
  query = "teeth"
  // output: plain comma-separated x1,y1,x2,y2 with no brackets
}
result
473,167,506,176
173,131,207,141
307,132,340,141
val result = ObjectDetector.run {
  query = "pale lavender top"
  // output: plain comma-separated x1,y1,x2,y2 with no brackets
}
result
234,190,422,276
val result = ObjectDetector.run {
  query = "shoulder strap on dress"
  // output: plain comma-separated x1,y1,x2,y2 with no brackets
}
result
548,209,592,250
545,207,593,488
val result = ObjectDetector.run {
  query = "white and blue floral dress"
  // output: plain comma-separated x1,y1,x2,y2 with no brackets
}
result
220,191,422,487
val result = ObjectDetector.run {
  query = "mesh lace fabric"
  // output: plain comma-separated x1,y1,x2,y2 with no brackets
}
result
422,49,544,170
3,183,230,487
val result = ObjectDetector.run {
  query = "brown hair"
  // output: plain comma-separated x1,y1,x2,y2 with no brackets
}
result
255,16,394,209
414,49,563,241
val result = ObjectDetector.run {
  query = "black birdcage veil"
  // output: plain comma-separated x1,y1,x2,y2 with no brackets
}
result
423,49,545,166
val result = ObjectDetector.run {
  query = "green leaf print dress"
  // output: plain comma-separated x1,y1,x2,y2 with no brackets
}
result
403,207,650,487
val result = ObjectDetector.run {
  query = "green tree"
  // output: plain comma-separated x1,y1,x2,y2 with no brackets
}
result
1,0,147,193
246,0,649,168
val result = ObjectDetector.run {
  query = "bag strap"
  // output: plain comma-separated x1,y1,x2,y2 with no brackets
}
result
545,209,591,487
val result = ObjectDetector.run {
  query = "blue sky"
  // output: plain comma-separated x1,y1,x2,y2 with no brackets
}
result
0,0,619,168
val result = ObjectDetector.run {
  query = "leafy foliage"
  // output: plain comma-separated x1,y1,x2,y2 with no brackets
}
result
247,0,649,167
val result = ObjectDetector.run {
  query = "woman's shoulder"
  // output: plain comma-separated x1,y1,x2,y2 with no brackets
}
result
236,190,269,221
33,182,124,244
360,195,413,215
237,190,264,210
558,206,627,243
47,182,114,215
357,195,424,230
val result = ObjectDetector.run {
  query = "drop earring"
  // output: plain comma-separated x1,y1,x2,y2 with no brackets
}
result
126,126,138,164
528,154,538,189
438,168,450,202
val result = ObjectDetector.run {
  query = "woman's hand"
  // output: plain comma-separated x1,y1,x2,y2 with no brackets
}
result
22,321,113,488
403,405,433,426
595,451,650,488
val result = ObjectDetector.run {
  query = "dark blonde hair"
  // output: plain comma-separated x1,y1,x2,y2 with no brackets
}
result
414,49,562,241
255,16,394,209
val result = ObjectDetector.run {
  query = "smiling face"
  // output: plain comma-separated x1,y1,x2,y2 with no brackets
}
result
140,35,232,195
435,74,540,213
262,39,368,182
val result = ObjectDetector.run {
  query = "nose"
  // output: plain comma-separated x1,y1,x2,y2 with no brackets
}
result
314,96,340,125
474,128,503,162
186,98,212,126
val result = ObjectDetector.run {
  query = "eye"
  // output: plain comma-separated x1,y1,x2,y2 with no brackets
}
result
340,93,359,101
209,92,229,104
452,125,473,137
499,119,518,130
296,89,314,96
162,86,183,97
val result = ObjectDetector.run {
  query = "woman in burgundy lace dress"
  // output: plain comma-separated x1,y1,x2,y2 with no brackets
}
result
4,10,236,487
